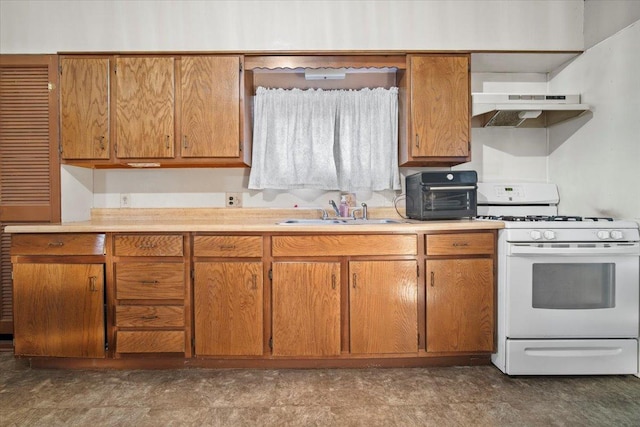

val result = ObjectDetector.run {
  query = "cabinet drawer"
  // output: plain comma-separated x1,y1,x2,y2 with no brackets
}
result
194,235,263,257
272,234,416,257
11,234,105,256
116,305,184,327
116,330,185,353
116,263,185,299
426,233,495,256
114,235,183,257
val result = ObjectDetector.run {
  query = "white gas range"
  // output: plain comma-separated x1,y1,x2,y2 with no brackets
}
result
477,182,640,375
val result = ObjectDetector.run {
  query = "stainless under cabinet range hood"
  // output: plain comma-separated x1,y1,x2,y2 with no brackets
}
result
472,93,590,128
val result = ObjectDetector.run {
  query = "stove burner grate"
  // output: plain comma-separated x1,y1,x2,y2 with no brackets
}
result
476,215,615,222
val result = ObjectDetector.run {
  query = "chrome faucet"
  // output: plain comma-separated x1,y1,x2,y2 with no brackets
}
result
352,203,368,220
318,208,329,220
328,200,340,217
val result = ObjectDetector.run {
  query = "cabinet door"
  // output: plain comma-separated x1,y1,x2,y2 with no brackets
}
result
13,263,105,358
115,57,175,158
349,260,418,354
426,258,494,353
180,56,240,158
408,55,469,161
272,262,340,356
193,262,263,356
60,57,110,159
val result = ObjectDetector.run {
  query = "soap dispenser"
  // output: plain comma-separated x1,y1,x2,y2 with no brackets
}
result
339,195,349,217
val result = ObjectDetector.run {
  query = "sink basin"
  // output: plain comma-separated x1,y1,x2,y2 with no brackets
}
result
277,218,404,225
349,219,405,224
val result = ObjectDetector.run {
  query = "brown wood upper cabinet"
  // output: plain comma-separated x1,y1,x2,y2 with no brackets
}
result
60,57,110,160
180,56,240,159
400,54,471,166
115,56,175,159
59,54,247,167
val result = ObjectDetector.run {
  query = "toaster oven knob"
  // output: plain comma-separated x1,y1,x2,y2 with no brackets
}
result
610,230,624,240
530,230,542,240
596,230,611,240
543,230,556,240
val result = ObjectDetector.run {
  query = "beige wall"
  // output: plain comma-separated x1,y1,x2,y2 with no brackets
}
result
1,0,583,53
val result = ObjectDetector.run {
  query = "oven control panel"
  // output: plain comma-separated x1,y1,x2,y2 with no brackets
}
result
506,227,640,243
477,183,559,205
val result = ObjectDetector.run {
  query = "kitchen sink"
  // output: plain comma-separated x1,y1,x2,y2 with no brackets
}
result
277,218,405,225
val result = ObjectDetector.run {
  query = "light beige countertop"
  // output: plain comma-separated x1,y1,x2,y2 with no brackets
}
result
5,208,504,233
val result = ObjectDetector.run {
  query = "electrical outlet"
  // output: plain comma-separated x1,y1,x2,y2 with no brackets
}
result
225,192,242,208
120,193,131,208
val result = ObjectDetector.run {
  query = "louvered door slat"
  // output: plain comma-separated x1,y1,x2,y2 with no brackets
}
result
0,224,13,333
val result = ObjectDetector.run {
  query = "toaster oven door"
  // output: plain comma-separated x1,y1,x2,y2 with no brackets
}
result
418,185,477,219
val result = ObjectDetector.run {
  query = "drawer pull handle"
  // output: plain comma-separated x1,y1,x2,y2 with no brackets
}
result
89,276,98,292
97,135,105,150
352,273,357,289
141,315,159,320
453,242,469,247
48,241,64,247
331,274,337,290
430,271,435,287
137,243,157,249
251,274,258,290
165,135,171,149
415,134,420,148
220,245,236,250
183,135,188,149
140,280,159,285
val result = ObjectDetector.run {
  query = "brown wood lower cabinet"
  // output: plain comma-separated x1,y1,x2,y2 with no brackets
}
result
112,234,190,356
271,262,341,356
425,232,495,353
8,230,497,367
10,233,106,358
13,263,105,358
193,262,263,356
349,260,418,354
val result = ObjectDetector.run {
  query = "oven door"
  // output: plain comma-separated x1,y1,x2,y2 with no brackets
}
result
505,242,640,338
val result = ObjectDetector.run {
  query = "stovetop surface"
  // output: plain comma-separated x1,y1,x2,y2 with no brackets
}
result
476,215,616,222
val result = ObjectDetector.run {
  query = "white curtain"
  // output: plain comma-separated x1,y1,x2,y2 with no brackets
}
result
248,86,400,191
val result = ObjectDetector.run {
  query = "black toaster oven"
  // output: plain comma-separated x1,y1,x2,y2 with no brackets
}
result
405,171,478,220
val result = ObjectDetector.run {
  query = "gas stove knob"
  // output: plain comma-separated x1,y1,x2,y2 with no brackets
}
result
596,230,611,240
610,230,624,240
530,230,542,240
543,230,556,240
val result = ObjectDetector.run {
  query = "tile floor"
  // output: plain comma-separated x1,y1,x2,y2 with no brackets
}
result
1,352,639,426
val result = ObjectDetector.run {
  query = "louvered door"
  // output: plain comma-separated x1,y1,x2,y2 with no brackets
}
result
0,55,60,334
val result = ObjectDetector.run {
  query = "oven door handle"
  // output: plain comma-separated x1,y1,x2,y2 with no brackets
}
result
426,185,477,191
508,243,640,256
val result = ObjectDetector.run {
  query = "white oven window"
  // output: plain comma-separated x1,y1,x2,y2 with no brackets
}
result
532,263,615,309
